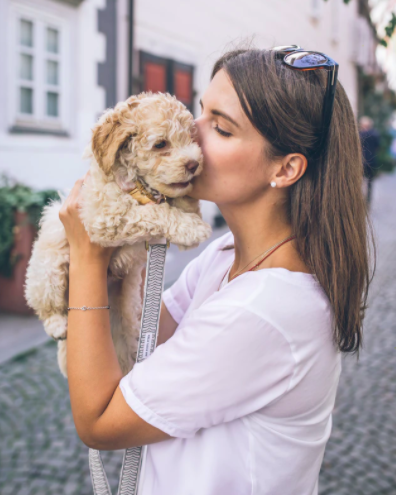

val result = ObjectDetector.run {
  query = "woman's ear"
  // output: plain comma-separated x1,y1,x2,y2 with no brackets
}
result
275,153,307,187
91,100,139,175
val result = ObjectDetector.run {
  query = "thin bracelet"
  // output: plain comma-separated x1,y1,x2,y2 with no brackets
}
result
67,305,111,311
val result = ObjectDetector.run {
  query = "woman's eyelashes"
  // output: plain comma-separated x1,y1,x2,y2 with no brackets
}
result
214,124,232,137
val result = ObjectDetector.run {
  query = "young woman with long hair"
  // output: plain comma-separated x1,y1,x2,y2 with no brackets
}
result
60,45,374,494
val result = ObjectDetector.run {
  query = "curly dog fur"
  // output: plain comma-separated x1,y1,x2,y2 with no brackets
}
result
25,92,212,378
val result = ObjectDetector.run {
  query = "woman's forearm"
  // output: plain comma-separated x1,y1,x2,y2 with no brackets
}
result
67,251,123,438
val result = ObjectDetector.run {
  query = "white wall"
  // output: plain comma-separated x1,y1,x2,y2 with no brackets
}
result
0,0,106,191
134,0,359,115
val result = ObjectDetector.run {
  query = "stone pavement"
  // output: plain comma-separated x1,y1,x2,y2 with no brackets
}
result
0,314,50,366
0,173,395,494
318,171,396,495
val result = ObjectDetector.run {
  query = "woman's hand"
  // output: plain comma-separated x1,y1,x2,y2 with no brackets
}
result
59,171,116,267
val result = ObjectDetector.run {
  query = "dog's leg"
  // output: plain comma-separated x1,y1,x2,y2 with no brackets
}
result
84,199,211,251
25,201,70,343
164,205,212,249
110,244,147,376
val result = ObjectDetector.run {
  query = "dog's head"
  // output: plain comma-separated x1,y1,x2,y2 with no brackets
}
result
90,92,202,199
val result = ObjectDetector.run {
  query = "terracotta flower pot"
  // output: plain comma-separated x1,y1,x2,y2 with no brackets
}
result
0,211,37,315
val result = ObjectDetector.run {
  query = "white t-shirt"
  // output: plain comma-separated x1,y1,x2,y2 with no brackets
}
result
119,231,342,495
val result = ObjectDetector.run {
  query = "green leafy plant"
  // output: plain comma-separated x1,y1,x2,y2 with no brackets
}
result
0,173,60,278
323,0,396,46
379,12,396,48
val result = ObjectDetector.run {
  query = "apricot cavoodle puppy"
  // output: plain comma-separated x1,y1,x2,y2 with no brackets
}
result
25,92,212,378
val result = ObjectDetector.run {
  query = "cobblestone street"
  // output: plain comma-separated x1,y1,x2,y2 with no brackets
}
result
318,171,396,495
1,172,396,494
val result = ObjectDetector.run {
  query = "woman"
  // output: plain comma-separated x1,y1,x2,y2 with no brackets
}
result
60,47,373,494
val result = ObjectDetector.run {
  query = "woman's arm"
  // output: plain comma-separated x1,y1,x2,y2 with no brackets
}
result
60,173,175,450
158,301,179,346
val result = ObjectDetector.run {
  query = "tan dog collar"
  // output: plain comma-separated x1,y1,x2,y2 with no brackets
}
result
128,179,167,205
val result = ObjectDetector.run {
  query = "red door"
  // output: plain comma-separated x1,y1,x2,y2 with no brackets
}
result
144,62,166,93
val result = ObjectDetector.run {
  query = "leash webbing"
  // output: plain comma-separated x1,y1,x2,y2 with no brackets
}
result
89,239,168,495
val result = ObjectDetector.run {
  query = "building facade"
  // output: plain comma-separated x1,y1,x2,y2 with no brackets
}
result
0,0,380,225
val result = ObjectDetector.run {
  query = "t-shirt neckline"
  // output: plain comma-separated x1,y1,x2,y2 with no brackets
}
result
219,263,319,290
218,232,319,289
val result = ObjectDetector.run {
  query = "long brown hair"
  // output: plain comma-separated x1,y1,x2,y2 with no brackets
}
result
212,46,375,354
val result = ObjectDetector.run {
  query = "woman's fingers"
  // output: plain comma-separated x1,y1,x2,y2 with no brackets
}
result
70,172,89,207
83,170,91,183
59,177,85,221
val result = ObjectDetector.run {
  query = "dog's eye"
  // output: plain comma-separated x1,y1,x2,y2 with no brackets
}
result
154,141,167,149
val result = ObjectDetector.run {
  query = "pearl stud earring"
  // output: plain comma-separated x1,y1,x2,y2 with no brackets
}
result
270,181,277,188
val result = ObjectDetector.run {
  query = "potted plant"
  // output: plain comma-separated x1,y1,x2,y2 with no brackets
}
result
0,173,60,314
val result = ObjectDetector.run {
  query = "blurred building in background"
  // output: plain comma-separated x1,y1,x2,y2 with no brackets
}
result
0,0,383,225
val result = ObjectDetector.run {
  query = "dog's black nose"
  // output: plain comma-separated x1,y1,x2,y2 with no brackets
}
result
185,160,199,175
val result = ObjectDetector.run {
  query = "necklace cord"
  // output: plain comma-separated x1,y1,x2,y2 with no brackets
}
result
246,235,296,273
219,234,296,289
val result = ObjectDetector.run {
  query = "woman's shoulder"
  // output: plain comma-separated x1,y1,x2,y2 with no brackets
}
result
214,268,334,349
194,232,335,349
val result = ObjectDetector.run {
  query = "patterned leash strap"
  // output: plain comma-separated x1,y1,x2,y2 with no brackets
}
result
89,238,169,495
89,449,113,495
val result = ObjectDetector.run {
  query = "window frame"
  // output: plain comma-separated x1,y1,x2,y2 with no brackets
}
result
8,3,72,136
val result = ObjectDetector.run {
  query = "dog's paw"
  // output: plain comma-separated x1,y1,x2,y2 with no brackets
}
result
178,219,212,248
43,314,68,340
195,220,212,242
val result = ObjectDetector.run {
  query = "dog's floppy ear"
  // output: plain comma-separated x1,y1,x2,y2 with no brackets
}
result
91,98,140,175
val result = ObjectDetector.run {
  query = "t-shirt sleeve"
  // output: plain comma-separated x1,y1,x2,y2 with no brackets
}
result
119,301,295,438
162,252,202,324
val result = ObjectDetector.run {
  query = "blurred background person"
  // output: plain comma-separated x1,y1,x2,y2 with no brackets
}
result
359,115,381,206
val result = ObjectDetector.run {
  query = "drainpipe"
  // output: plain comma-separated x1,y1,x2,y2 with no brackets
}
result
128,0,134,96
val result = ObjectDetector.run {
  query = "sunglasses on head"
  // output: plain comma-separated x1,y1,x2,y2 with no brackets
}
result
271,45,339,158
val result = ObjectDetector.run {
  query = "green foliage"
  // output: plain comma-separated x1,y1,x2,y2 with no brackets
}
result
379,12,396,47
324,0,395,46
0,173,60,278
359,71,396,175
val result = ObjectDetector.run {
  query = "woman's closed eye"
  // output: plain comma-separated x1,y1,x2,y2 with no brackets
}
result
214,124,232,138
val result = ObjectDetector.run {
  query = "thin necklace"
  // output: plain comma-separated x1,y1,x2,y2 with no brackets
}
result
218,234,296,290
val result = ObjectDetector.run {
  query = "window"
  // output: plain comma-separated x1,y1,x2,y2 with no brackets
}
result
18,19,34,115
139,51,195,112
9,5,71,135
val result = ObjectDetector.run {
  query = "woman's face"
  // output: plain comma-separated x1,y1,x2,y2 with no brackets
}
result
188,68,273,205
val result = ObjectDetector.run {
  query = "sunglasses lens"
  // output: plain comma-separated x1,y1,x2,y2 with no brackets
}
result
284,51,328,68
272,45,300,53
